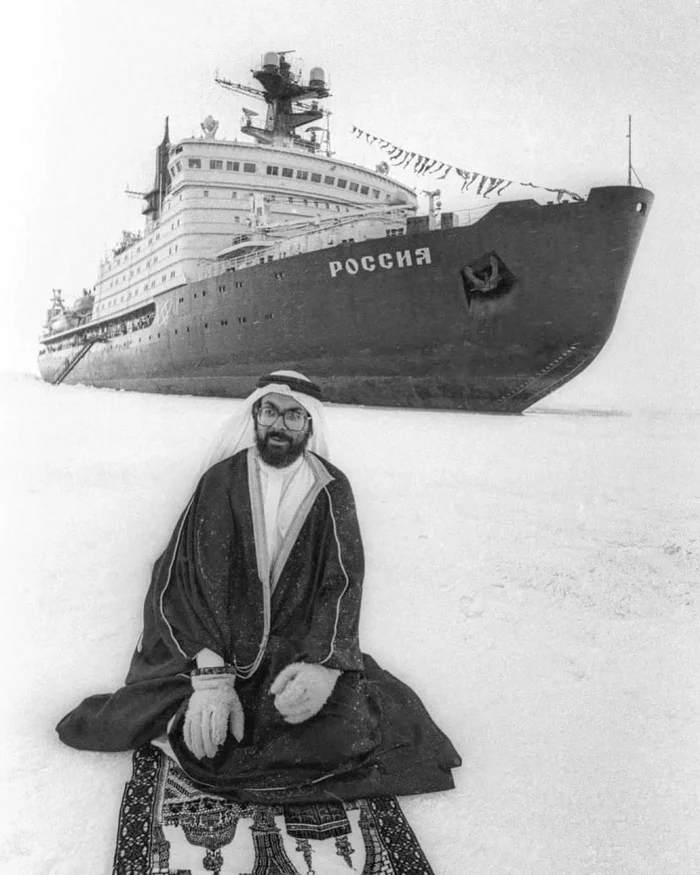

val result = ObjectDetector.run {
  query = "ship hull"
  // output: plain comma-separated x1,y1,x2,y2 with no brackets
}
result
38,186,653,412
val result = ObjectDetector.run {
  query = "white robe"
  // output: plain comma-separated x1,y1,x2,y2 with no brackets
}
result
255,451,315,570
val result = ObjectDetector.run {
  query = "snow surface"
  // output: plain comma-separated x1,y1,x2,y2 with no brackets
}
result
1,372,699,875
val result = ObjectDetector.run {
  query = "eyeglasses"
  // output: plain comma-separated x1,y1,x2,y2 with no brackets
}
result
255,404,311,432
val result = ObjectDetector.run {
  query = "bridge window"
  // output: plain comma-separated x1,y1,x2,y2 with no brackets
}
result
324,176,335,185
337,179,348,189
282,167,294,178
209,160,223,170
349,182,359,192
243,163,256,173
311,173,322,183
188,159,201,169
296,170,309,180
226,161,239,171
360,185,369,195
203,190,209,197
372,189,380,198
266,165,279,176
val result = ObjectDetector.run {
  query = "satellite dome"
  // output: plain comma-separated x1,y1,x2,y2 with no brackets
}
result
263,52,280,72
309,67,326,89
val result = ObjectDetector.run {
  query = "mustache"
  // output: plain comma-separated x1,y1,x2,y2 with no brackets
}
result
265,431,292,444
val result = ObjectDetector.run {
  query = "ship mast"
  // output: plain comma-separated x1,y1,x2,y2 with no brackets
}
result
626,115,644,188
140,117,171,223
216,51,331,154
627,115,632,186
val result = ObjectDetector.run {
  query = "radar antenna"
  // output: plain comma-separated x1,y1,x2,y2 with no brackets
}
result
216,50,332,154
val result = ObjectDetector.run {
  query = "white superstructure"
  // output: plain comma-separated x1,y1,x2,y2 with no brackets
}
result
92,135,417,323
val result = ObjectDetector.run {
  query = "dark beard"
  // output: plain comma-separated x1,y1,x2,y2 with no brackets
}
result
256,430,310,468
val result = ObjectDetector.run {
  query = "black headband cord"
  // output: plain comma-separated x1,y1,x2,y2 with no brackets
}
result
256,375,324,402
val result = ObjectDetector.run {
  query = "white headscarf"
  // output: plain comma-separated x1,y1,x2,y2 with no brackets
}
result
198,370,330,479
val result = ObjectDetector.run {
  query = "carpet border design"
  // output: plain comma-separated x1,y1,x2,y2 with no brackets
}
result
113,744,435,874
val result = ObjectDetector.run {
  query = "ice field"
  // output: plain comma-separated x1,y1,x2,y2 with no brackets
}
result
0,372,698,874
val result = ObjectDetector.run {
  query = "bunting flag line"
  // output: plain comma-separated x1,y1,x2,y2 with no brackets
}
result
351,125,583,202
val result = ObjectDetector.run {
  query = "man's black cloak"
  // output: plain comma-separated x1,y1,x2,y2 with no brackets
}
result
57,449,461,804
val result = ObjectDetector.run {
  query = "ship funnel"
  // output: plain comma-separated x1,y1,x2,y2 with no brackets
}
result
263,51,280,72
309,67,326,89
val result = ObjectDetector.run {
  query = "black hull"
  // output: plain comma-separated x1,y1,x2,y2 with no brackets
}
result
39,186,653,412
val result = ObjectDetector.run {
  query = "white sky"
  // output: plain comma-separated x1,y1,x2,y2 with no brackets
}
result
2,0,698,408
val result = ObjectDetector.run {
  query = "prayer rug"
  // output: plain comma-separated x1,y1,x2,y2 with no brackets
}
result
113,745,435,874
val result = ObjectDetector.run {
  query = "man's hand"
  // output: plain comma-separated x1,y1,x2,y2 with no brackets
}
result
270,662,341,724
183,672,244,759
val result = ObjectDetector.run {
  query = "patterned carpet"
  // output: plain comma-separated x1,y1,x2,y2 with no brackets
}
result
113,745,435,874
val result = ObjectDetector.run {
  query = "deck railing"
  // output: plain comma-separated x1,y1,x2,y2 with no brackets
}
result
193,205,415,280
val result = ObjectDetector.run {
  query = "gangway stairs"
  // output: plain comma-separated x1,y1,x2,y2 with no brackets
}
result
53,339,100,385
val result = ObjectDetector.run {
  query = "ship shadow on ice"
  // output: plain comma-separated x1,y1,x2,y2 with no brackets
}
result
527,406,630,418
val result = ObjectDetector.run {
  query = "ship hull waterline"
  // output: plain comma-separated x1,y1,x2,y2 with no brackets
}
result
38,186,653,413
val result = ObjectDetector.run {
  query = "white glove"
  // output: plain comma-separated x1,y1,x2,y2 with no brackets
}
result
270,662,341,724
183,672,244,759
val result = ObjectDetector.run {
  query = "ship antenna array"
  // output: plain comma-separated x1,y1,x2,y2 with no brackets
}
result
627,115,644,187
